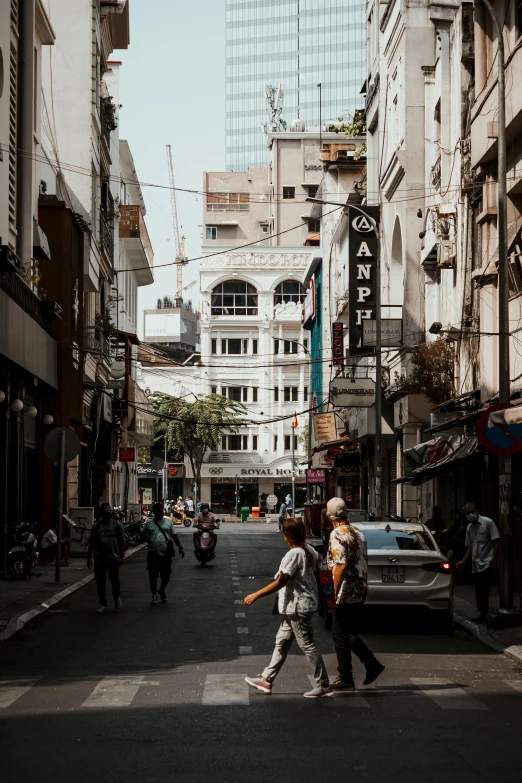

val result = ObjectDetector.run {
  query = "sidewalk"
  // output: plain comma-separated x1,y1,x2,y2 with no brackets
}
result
453,582,522,664
0,545,145,642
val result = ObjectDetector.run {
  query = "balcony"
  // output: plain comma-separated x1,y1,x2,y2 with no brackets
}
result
0,271,53,335
84,325,110,361
128,379,154,445
206,452,266,464
100,209,114,267
119,205,154,285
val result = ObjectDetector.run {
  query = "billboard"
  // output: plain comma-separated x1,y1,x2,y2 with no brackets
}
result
144,310,196,347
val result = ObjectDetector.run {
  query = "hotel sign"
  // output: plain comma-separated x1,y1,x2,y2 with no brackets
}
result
348,207,379,355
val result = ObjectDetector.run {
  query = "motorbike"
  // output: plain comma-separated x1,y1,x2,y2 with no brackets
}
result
123,518,144,547
6,522,38,580
193,517,220,566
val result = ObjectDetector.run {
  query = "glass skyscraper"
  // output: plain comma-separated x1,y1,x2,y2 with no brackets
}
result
225,0,366,172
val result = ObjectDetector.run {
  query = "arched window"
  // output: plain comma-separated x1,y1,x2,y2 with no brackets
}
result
211,280,258,316
274,280,306,305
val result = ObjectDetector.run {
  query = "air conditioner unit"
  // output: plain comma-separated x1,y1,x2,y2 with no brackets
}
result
437,239,456,269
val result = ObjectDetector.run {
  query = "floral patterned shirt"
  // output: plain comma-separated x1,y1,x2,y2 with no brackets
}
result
327,524,368,605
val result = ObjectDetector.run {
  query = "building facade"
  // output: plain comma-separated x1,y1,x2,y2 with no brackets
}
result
225,0,366,171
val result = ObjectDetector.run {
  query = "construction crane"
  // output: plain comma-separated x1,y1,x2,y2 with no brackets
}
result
166,144,186,301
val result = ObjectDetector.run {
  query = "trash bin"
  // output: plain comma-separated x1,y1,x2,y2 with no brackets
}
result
241,506,250,522
251,506,260,518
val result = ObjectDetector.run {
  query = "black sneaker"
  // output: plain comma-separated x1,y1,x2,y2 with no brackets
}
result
363,661,385,686
330,679,356,691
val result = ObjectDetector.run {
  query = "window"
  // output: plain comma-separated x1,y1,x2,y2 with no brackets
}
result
211,339,217,355
304,386,308,402
517,0,522,36
260,224,270,234
252,387,258,402
284,387,298,402
307,185,319,198
207,192,250,212
274,339,279,355
222,434,249,451
243,339,248,354
274,435,278,451
284,435,298,451
252,339,258,355
274,280,306,304
206,226,218,240
223,387,242,402
211,280,258,316
283,186,295,199
303,339,308,352
242,387,248,402
252,435,258,451
508,228,522,298
222,338,242,355
308,219,320,233
284,340,299,355
274,388,279,402
211,386,217,395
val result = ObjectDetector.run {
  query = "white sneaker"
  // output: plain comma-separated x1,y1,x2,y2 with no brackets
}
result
115,597,122,610
303,685,334,699
97,605,108,614
151,594,159,605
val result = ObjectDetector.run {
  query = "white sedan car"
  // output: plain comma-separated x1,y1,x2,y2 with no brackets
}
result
357,521,453,624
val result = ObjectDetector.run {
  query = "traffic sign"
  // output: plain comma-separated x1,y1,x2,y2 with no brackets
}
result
266,494,278,508
477,403,522,456
151,456,165,471
44,427,81,463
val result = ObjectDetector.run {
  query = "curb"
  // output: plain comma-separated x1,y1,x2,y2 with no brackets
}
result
0,544,146,643
453,612,522,665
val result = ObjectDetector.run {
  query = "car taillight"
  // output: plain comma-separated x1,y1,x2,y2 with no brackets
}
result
422,561,451,573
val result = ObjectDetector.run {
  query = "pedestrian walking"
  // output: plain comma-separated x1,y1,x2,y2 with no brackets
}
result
278,500,288,533
87,504,125,614
326,497,385,690
244,517,333,699
286,493,293,512
456,502,499,623
142,501,185,604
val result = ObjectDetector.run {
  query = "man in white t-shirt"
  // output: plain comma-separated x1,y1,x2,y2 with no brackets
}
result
41,523,70,565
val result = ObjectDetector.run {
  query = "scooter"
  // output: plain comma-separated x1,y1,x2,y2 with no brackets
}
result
6,522,38,580
123,518,144,547
193,517,220,566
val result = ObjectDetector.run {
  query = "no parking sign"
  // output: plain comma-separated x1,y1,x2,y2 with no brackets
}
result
477,403,522,456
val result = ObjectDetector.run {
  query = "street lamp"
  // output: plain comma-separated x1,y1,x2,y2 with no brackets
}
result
306,196,383,518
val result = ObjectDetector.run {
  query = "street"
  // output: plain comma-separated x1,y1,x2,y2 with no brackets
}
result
1,524,522,783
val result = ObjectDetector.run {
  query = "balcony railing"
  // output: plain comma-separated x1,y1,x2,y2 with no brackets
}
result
84,325,110,360
0,271,53,335
100,209,114,264
206,452,266,464
119,205,154,278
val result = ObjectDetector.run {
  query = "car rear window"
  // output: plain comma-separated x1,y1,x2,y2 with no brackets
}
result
362,528,435,551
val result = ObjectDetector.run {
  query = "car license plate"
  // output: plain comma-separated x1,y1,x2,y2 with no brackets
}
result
382,566,404,583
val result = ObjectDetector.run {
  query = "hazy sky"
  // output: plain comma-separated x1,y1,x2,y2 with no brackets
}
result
118,0,226,334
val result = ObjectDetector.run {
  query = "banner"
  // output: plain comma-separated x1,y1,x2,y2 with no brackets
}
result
348,206,380,355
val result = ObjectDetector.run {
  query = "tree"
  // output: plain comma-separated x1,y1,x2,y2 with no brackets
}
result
150,392,247,503
327,109,367,160
394,340,455,405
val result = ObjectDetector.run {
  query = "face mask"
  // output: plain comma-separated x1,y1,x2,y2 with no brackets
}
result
466,512,479,522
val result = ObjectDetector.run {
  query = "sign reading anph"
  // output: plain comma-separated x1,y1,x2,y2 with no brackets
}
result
330,377,376,408
348,206,379,355
332,322,344,366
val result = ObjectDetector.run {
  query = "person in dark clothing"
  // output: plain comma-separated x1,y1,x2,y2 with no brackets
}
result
142,502,184,604
87,504,125,614
426,506,445,537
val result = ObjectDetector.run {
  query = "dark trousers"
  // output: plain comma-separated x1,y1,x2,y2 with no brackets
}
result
94,560,121,606
332,603,376,684
474,566,494,617
147,551,172,595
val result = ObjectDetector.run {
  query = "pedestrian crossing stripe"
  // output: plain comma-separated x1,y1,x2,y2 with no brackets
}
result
0,679,40,709
410,678,487,711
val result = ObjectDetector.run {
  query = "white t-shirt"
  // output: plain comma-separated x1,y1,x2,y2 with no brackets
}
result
276,544,319,615
41,529,57,548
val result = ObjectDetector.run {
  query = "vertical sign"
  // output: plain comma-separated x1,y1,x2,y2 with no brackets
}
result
348,206,380,355
332,322,344,366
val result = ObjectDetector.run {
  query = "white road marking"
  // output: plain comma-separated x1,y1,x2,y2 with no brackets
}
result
504,680,522,694
307,676,370,707
234,590,243,594
201,674,249,705
410,678,487,710
235,612,246,618
81,678,158,709
234,599,244,604
231,571,239,575
237,627,249,634
0,679,40,709
239,646,252,655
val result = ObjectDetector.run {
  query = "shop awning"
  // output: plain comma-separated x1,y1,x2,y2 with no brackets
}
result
489,400,522,427
397,436,481,486
311,436,350,455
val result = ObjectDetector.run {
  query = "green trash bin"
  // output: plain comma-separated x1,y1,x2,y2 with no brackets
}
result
241,506,249,523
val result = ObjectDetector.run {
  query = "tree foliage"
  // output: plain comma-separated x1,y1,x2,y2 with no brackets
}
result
394,340,455,405
327,109,367,160
150,392,247,501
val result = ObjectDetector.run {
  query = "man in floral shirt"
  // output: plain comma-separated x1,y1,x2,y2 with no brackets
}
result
327,498,385,690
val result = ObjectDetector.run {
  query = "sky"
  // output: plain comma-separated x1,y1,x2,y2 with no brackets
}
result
117,0,226,335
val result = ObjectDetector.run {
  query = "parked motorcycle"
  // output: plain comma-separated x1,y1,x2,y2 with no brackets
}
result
6,522,38,580
193,517,220,566
123,518,144,548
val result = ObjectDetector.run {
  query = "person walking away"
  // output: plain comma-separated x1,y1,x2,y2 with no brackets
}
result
426,506,445,537
456,503,499,623
278,500,288,533
87,505,125,614
327,498,385,690
186,496,194,516
286,493,293,513
41,523,70,565
244,517,332,699
142,501,184,605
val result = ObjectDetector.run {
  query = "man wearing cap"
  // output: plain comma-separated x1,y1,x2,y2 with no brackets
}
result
326,497,385,690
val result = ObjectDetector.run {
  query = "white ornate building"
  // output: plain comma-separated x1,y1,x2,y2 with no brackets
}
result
198,248,314,513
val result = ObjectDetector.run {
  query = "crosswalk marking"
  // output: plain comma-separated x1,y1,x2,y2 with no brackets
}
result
235,612,246,618
410,678,487,711
202,674,249,705
239,646,252,655
81,678,150,709
234,599,244,604
0,679,40,709
237,627,249,634
504,680,522,694
306,676,370,707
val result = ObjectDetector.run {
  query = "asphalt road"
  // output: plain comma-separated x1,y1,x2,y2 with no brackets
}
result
1,522,522,783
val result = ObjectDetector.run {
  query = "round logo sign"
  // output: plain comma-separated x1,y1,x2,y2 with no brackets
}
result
352,214,374,233
266,493,278,507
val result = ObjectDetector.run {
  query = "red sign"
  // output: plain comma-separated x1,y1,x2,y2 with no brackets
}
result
332,322,344,366
327,446,344,459
168,466,178,476
477,403,522,457
118,447,135,462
